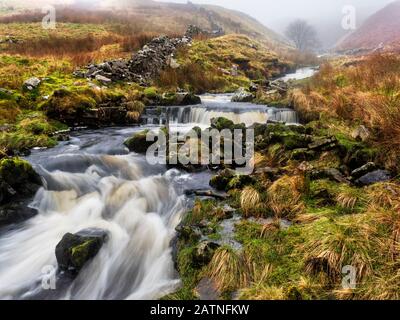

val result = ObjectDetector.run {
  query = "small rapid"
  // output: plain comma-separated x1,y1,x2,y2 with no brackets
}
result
0,67,315,300
0,128,211,300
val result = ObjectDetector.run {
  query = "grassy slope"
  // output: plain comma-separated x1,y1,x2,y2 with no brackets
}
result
337,1,400,51
0,19,291,155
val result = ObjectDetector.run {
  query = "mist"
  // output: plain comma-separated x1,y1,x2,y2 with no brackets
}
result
155,0,396,48
2,0,397,48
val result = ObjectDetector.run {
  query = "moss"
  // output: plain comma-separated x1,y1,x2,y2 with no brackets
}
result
42,88,97,120
144,87,158,99
210,117,235,131
0,131,57,154
0,157,41,187
0,99,21,124
70,239,99,269
124,129,154,154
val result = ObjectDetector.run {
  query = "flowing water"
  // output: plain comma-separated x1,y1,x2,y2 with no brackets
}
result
0,68,314,300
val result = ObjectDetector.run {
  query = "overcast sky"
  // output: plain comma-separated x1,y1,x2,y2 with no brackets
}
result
5,0,397,47
156,0,396,46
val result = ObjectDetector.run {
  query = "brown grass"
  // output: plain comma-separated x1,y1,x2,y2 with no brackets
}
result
289,53,400,170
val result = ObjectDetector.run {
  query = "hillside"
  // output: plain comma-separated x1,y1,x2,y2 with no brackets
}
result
0,0,289,49
336,1,400,52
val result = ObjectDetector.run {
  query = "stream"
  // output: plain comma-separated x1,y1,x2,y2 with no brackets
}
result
0,68,316,300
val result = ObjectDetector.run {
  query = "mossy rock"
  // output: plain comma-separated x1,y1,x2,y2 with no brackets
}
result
144,87,159,99
336,135,378,170
42,88,97,122
124,129,154,154
270,132,312,150
210,117,235,131
0,157,42,205
0,157,41,190
209,169,235,191
291,148,316,161
226,174,254,190
55,228,108,275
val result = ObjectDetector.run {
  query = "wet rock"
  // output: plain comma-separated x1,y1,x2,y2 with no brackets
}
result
209,169,235,191
291,148,316,161
231,87,254,103
23,77,41,91
254,166,279,179
176,225,202,243
161,92,201,106
355,170,391,186
55,228,108,275
0,202,38,227
351,162,378,180
192,241,220,267
195,278,221,300
185,189,229,200
0,157,42,206
124,130,154,154
309,168,349,184
210,117,235,131
351,125,370,142
308,137,338,151
95,74,112,85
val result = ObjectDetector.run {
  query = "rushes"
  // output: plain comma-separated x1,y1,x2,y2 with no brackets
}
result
267,175,306,219
207,247,246,292
240,186,261,217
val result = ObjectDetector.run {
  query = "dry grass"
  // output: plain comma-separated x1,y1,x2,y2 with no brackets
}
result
207,247,246,292
267,175,307,219
303,217,374,284
240,186,261,217
290,53,400,170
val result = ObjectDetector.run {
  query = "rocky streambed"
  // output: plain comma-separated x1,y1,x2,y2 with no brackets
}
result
0,66,393,300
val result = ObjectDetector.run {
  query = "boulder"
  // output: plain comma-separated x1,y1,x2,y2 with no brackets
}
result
231,88,254,103
124,130,154,154
309,168,349,184
162,92,201,106
209,169,235,191
355,170,391,186
0,158,42,205
95,74,112,85
210,117,235,131
0,203,37,227
351,162,377,180
192,241,220,267
175,92,201,106
351,125,370,142
308,137,338,151
55,228,108,275
291,148,317,161
23,77,41,91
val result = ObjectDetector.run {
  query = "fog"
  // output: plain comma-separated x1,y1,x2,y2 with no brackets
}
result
155,0,396,47
3,0,397,47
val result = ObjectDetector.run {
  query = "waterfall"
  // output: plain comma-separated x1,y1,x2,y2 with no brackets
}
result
0,154,185,300
152,94,299,127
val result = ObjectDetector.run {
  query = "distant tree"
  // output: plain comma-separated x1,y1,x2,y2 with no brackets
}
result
285,19,320,52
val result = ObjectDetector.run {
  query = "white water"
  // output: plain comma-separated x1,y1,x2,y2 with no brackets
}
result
168,94,298,127
0,80,307,299
278,66,318,82
0,129,211,300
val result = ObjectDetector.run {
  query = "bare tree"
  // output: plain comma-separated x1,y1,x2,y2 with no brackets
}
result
285,19,320,52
